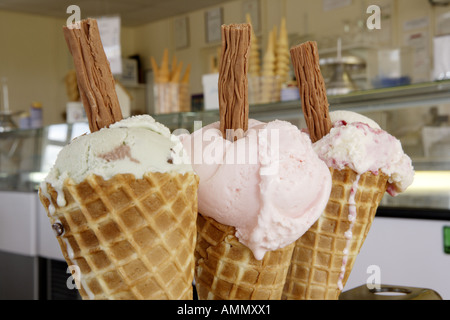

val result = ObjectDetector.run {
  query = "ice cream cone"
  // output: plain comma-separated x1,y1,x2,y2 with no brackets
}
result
39,171,199,300
195,214,295,300
187,25,331,300
284,41,413,300
246,13,261,77
64,69,80,102
282,167,388,300
159,48,171,83
275,17,290,83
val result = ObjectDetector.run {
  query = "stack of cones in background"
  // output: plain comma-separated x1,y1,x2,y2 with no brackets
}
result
179,63,191,112
247,14,262,105
64,69,80,102
275,17,290,90
260,27,276,104
247,17,291,105
151,49,191,114
247,14,261,77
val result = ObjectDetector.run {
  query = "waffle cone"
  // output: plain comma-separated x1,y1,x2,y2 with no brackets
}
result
195,214,295,300
282,167,388,300
39,171,199,300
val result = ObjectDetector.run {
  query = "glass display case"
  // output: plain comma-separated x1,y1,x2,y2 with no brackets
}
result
1,81,450,211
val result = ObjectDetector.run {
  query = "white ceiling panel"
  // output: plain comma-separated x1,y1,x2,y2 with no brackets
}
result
0,0,234,27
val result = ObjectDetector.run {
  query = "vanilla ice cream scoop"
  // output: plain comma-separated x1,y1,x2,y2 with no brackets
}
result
181,119,331,260
314,111,414,196
42,115,193,207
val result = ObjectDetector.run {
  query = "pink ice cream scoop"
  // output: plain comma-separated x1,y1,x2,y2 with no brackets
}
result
180,119,331,260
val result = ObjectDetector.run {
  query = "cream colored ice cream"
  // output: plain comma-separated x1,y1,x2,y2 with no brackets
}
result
41,115,193,211
314,111,414,196
181,119,331,260
329,110,381,129
40,18,198,300
39,114,198,300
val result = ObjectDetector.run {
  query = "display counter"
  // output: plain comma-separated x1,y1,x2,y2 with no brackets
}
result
1,80,449,210
0,81,449,299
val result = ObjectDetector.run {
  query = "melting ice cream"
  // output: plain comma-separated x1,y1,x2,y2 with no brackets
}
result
314,110,414,196
41,115,193,212
313,110,415,290
181,119,332,260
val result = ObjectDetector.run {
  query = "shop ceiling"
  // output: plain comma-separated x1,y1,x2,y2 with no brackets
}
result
0,0,234,27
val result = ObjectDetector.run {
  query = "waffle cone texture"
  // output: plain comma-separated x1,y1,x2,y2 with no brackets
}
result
39,171,199,300
282,167,388,300
195,214,295,300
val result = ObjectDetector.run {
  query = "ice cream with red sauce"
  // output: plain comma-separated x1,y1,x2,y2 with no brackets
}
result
314,110,414,196
283,41,415,300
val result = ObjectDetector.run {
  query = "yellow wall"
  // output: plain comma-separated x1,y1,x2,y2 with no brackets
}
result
132,0,450,94
0,11,68,125
1,0,450,126
0,9,134,125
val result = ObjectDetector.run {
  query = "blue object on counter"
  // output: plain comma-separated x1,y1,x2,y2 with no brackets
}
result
19,114,30,129
281,87,300,101
372,76,412,89
30,102,42,129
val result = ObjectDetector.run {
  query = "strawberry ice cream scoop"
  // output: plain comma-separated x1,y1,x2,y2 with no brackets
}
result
314,111,414,196
181,119,331,260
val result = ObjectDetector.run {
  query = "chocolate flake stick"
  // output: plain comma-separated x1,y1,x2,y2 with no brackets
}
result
63,19,123,132
218,24,251,141
290,41,332,143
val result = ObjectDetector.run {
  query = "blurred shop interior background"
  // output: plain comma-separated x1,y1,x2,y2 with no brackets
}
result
0,0,450,300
